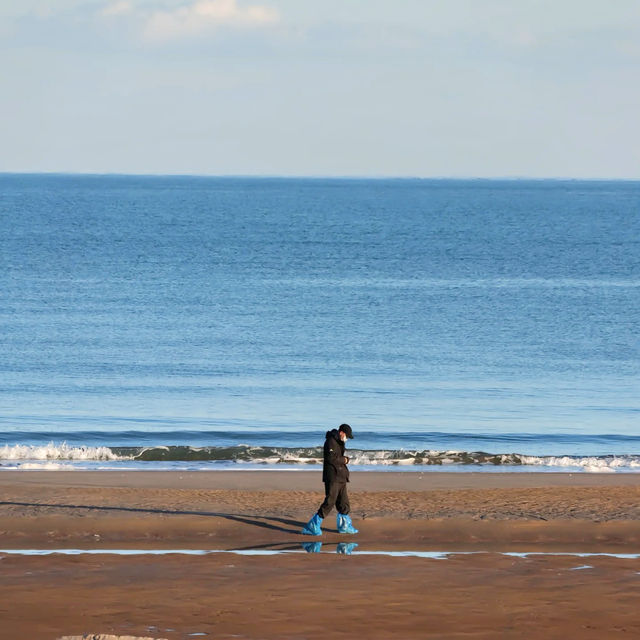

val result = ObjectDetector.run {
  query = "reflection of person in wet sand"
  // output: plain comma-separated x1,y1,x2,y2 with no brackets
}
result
301,423,358,536
302,541,358,554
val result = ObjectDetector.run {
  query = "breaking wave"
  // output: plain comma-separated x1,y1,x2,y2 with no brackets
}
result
1,443,640,472
0,443,121,461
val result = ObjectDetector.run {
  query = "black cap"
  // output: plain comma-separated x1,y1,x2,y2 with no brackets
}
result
339,423,353,439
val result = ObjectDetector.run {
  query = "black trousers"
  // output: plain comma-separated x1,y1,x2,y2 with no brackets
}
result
317,481,350,518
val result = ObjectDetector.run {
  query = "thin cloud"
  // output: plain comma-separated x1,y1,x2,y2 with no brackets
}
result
100,1,135,18
141,0,279,42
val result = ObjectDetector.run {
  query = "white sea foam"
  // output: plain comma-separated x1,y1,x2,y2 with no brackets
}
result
519,455,640,472
17,462,76,470
0,443,122,461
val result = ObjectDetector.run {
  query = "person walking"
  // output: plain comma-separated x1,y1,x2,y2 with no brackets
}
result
301,423,358,535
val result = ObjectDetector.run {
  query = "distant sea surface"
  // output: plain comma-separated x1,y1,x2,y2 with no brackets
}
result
1,175,639,472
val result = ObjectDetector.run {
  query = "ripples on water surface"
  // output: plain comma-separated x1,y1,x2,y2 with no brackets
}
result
1,176,639,470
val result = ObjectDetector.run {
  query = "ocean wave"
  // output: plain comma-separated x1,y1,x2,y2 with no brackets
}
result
518,454,640,472
0,443,122,461
3,430,640,449
1,443,640,471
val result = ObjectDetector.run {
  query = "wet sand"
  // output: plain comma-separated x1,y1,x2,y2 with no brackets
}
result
3,552,640,640
1,471,639,638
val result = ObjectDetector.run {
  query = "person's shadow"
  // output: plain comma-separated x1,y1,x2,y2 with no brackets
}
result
302,542,358,554
0,500,312,535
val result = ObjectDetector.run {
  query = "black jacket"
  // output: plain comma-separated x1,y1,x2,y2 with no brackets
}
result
322,429,350,483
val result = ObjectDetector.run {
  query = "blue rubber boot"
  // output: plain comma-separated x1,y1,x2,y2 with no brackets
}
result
301,513,323,535
337,513,358,534
302,542,323,553
336,542,358,555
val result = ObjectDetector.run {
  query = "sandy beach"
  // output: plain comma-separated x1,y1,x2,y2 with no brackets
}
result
1,471,640,639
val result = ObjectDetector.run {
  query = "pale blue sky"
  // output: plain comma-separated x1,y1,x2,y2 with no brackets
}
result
2,0,639,177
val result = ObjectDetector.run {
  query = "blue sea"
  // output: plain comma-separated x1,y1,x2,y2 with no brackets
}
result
1,175,639,472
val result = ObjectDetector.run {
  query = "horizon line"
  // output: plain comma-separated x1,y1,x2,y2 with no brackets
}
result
1,171,639,182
